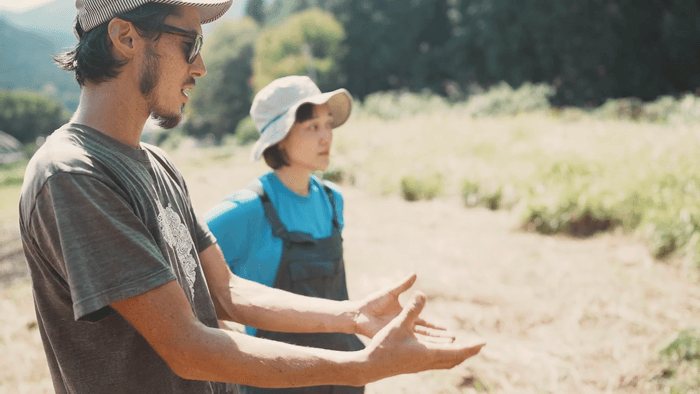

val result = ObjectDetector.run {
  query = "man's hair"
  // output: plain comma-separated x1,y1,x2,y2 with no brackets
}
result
53,4,179,86
263,103,315,169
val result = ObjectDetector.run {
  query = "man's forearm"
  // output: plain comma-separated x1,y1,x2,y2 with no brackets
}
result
200,244,358,335
219,274,359,334
176,321,367,387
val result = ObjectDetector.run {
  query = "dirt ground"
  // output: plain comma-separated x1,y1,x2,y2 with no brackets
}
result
338,188,700,394
2,161,699,393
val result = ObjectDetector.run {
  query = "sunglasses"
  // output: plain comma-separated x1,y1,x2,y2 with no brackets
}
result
160,24,203,64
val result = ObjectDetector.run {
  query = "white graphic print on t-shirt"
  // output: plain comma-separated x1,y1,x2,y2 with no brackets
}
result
156,201,197,299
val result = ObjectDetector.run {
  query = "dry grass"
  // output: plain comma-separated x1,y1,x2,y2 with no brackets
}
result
1,113,699,393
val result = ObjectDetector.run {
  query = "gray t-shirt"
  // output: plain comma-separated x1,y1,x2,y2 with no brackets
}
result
19,124,234,394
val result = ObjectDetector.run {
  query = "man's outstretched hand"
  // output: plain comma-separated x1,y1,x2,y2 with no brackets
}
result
360,291,485,383
353,273,468,342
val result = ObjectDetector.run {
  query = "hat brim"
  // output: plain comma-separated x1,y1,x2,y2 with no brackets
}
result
78,0,232,32
251,88,352,162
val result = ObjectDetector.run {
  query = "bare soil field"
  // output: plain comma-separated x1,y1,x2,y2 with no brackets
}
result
1,147,699,393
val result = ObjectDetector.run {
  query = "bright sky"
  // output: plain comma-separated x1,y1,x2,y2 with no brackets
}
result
0,0,53,12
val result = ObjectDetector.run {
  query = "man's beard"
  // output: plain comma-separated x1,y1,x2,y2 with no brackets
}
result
139,47,182,129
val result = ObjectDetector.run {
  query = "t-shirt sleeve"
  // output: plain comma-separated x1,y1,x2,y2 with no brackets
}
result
28,172,176,321
181,180,216,254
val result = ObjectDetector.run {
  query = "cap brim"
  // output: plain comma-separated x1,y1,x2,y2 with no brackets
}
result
78,0,232,32
250,89,353,162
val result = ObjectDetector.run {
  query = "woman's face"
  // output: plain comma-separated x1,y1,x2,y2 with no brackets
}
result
279,103,333,172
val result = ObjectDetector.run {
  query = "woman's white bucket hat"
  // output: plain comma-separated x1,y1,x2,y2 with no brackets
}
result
250,75,352,161
75,0,233,32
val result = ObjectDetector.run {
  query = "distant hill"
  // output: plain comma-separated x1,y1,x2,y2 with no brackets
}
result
1,0,245,38
0,15,79,110
0,0,249,112
0,0,76,49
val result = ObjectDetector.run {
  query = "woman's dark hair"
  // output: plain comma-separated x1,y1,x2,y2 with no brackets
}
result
53,4,179,86
262,103,316,169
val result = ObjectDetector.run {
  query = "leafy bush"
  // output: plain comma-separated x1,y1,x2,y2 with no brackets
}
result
253,8,347,93
318,167,353,185
654,328,700,392
461,180,480,208
400,176,422,202
234,116,260,145
590,94,700,125
461,82,554,118
593,98,644,121
521,195,620,237
358,90,451,120
461,179,506,211
0,90,68,144
400,173,443,202
185,18,260,143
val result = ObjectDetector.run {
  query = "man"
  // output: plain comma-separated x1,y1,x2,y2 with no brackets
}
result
19,1,484,393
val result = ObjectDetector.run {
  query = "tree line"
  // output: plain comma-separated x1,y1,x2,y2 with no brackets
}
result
185,0,700,142
4,0,699,144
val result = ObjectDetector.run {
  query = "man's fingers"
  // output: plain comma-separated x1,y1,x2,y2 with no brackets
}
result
413,325,455,340
429,342,486,369
416,333,455,344
415,318,448,331
388,273,417,296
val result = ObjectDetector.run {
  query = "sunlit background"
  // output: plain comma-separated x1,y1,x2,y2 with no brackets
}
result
1,1,700,393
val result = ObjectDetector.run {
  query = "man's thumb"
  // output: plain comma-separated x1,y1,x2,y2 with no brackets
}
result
399,292,426,324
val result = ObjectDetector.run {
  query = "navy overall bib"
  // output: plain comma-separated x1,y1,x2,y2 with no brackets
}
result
238,182,365,394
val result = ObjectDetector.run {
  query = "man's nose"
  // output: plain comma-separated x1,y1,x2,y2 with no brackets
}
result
191,53,207,78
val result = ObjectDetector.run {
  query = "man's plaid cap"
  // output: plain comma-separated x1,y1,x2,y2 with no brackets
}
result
75,0,233,32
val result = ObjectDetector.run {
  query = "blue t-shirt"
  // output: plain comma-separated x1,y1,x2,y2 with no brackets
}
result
204,172,344,335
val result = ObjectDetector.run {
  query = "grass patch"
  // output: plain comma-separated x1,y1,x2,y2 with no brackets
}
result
651,329,700,393
332,92,700,265
461,179,507,211
0,160,27,188
0,185,22,224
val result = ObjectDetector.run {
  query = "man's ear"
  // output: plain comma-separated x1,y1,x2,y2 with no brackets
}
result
107,18,140,62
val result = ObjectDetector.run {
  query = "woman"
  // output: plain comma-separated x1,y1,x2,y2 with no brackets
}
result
205,75,365,394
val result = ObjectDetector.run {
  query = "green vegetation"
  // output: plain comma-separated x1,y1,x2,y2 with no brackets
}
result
253,8,346,93
326,87,700,269
461,82,554,118
461,179,504,211
185,18,260,143
651,329,700,393
0,160,27,188
0,90,69,144
233,116,260,146
328,0,700,106
400,173,443,202
358,91,451,121
0,17,79,112
318,167,353,185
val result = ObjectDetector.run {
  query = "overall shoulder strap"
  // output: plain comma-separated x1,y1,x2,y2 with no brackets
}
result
320,180,341,230
246,181,288,239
